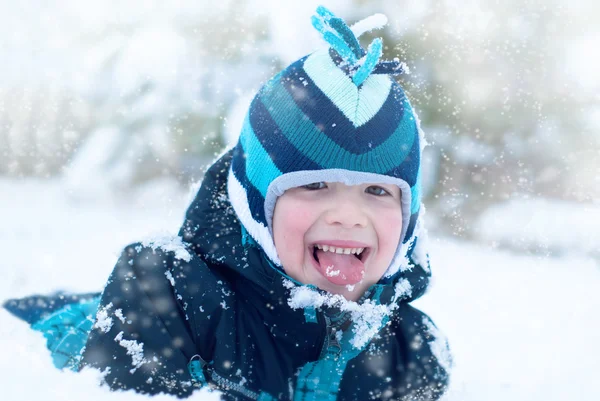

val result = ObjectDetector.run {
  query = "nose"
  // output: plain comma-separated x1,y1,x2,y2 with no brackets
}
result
323,195,368,229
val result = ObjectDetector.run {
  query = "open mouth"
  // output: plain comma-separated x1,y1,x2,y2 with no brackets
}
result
309,243,370,286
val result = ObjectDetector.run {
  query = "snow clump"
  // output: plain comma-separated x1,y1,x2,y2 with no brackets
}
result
114,331,147,374
285,278,413,349
141,233,191,262
93,303,114,333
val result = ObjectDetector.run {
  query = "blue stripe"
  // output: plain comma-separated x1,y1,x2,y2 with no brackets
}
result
329,17,364,59
304,307,318,323
410,167,422,214
258,392,277,401
278,61,406,154
231,144,268,225
238,114,282,197
250,97,321,173
357,84,410,147
353,38,382,87
322,31,357,64
316,5,335,19
384,123,420,186
259,75,416,173
31,296,100,371
404,211,419,243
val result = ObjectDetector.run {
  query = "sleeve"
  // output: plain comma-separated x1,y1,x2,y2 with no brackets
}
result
80,243,224,398
392,304,453,401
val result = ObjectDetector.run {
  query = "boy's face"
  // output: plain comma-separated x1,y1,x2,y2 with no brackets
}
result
272,181,403,301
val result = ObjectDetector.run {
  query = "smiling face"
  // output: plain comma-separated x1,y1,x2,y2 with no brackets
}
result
272,181,403,301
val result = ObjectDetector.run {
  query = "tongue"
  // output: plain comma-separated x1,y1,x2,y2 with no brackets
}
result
315,250,365,286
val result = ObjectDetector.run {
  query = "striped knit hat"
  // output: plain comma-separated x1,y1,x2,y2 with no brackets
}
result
227,6,426,278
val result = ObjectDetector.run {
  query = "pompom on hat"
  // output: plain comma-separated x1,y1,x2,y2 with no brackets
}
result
227,6,428,278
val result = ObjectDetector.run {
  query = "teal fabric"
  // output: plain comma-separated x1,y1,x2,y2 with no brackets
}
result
312,6,366,62
295,351,356,401
30,296,100,371
353,38,383,86
294,290,390,401
322,31,358,64
187,357,208,387
329,17,365,59
303,307,318,323
411,166,423,214
257,392,277,401
241,225,258,248
316,5,335,20
238,115,282,197
311,11,359,64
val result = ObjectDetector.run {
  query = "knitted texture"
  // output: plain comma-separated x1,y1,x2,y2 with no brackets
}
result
227,6,424,277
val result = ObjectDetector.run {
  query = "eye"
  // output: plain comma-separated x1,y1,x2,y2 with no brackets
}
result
366,185,391,196
303,182,327,190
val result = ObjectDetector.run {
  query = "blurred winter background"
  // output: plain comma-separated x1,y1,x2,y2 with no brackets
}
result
1,0,599,400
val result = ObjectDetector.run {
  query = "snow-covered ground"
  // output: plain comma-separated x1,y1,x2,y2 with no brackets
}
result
475,198,600,258
1,178,599,401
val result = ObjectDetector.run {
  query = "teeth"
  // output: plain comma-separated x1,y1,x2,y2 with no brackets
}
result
313,245,366,255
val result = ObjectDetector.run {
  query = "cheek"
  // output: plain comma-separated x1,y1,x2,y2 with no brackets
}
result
273,201,313,255
375,209,403,255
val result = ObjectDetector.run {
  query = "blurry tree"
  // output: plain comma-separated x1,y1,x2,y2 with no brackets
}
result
62,0,276,197
0,84,92,177
0,0,277,195
369,0,600,236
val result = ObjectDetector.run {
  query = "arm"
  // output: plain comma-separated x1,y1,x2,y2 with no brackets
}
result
80,243,224,398
392,304,452,401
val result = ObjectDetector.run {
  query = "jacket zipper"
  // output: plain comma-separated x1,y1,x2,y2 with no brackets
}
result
189,355,261,400
209,369,261,400
321,315,342,358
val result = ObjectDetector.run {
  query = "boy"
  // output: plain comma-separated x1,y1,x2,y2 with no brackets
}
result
4,6,451,401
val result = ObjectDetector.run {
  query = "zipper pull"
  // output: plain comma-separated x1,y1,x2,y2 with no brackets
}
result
188,354,210,386
327,325,342,356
